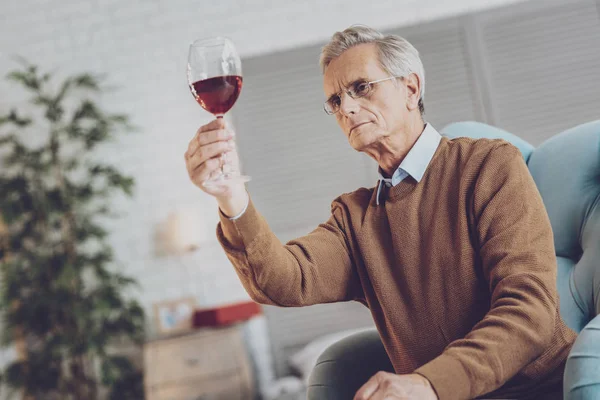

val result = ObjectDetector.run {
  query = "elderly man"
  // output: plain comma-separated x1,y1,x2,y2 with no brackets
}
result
184,26,576,400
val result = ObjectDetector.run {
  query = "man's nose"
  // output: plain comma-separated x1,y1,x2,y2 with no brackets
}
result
339,92,360,116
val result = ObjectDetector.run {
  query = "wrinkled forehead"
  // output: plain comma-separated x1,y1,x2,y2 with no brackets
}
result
322,43,386,98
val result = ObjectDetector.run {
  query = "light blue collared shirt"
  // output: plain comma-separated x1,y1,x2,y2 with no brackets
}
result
375,123,442,205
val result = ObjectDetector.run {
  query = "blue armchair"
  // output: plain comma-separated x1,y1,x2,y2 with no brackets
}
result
307,120,600,399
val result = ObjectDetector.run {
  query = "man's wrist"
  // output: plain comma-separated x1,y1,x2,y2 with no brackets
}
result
217,187,249,219
225,194,249,220
413,373,438,399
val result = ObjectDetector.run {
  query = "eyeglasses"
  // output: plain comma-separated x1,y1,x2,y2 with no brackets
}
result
323,76,403,115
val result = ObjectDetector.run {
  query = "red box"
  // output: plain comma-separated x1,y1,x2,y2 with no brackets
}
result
192,301,262,328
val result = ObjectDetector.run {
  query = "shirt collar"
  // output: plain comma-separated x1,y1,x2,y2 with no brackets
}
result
376,123,442,204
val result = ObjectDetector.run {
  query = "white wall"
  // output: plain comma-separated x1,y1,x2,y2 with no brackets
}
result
0,0,532,396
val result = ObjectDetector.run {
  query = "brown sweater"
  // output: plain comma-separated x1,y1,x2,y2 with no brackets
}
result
217,137,577,400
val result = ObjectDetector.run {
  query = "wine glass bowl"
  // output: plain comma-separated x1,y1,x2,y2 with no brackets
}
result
190,75,243,116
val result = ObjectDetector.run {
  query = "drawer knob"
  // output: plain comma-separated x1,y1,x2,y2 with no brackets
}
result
185,358,200,366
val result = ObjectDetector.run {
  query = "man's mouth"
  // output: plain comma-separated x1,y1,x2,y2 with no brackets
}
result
350,122,370,134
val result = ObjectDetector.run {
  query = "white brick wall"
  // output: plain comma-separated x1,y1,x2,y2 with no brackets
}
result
0,0,531,397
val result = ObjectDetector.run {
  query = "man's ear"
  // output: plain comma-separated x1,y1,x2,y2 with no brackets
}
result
405,73,421,111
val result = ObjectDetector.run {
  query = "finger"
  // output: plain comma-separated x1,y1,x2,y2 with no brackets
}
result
382,389,407,400
373,385,406,400
187,128,234,159
199,118,226,133
190,155,221,183
186,117,229,156
188,140,236,171
354,376,380,400
197,128,235,147
371,380,401,400
368,390,387,400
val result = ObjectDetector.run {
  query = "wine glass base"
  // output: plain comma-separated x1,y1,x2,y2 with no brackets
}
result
202,174,251,188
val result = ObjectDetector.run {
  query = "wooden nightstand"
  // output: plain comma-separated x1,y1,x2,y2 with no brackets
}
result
143,324,255,400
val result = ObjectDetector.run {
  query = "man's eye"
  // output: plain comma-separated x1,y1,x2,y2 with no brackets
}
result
354,82,370,96
331,96,341,107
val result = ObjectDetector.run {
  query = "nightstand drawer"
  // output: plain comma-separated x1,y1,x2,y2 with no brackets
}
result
146,371,250,400
144,326,247,387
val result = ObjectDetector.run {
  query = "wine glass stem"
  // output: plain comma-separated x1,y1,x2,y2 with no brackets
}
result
215,115,229,178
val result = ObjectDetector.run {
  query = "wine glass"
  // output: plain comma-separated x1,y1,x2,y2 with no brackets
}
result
187,36,250,187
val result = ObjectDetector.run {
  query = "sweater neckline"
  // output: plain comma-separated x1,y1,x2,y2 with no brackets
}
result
371,136,450,206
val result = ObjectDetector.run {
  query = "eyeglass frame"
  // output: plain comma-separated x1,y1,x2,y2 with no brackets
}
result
323,75,404,115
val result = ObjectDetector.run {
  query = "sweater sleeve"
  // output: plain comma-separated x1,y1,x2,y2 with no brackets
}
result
216,195,363,306
415,144,559,400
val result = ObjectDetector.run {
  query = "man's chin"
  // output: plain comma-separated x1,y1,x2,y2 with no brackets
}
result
349,131,375,151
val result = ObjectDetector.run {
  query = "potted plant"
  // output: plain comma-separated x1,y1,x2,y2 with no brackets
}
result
0,61,145,399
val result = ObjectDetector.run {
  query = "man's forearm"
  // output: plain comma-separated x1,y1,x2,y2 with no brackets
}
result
216,197,362,307
415,285,557,400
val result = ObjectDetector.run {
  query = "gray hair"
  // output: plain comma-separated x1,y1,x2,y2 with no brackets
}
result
320,25,425,115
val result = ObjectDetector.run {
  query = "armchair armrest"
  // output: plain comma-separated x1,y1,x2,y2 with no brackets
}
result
564,314,600,399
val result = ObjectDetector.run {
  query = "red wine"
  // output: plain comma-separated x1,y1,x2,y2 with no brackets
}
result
190,75,243,115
